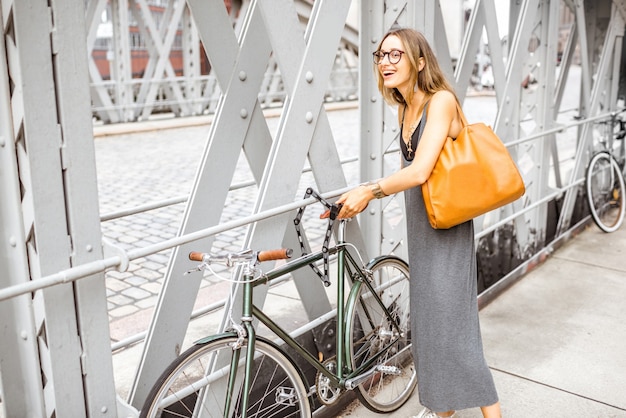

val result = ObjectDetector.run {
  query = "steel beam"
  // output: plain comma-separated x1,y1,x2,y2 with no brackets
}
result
0,1,44,414
110,0,134,122
129,0,273,406
52,0,118,414
10,1,85,415
0,0,118,415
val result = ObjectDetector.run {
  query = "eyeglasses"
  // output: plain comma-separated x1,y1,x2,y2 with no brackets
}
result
373,49,405,64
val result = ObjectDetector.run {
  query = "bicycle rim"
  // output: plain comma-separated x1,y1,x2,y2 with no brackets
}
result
586,152,626,233
348,256,417,412
140,336,311,418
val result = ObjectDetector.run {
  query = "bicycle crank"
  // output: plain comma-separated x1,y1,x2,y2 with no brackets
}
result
344,364,402,390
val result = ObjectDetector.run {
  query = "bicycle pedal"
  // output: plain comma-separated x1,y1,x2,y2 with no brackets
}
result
275,387,298,406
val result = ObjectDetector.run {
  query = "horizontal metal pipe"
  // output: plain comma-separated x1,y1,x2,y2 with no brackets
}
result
0,111,612,302
506,110,617,147
100,195,189,222
475,177,585,240
99,156,358,222
0,188,349,302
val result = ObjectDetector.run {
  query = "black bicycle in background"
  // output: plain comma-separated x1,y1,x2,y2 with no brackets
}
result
586,109,626,232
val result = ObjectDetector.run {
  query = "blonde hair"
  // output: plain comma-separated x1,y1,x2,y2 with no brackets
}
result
375,28,457,106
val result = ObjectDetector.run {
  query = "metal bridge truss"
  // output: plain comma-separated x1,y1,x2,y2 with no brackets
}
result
0,0,625,416
87,0,359,123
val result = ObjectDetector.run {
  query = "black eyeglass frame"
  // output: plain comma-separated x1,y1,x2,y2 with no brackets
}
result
372,49,405,65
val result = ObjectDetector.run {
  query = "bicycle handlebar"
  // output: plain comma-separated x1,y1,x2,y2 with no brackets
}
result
188,188,338,285
188,251,206,262
188,248,292,264
257,248,293,261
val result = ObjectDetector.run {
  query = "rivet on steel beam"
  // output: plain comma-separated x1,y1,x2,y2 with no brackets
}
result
9,236,16,247
305,111,313,123
371,96,377,102
21,330,28,340
0,137,5,147
239,71,247,81
370,153,377,160
240,108,248,119
371,37,378,44
391,126,397,132
369,208,376,215
305,71,314,83
101,406,108,413
86,244,93,252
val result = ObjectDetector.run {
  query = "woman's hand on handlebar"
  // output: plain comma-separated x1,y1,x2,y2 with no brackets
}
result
321,186,373,219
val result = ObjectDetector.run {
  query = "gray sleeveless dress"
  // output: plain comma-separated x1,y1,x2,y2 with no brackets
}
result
402,104,498,412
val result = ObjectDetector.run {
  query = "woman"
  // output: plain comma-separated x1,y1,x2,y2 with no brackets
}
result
335,28,502,418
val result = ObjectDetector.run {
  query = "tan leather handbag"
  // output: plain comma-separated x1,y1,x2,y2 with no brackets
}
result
422,103,525,229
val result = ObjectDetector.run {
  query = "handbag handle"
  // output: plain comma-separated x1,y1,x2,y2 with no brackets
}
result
454,100,469,129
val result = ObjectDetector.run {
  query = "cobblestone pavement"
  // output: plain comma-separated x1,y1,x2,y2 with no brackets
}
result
94,95,501,345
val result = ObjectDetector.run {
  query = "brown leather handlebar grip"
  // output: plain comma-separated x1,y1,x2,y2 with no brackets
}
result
189,251,205,261
257,248,293,262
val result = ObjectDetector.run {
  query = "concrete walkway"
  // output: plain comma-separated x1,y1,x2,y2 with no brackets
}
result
340,223,626,417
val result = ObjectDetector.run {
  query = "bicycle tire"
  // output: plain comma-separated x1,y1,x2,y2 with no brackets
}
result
347,256,417,412
140,335,311,418
586,151,626,233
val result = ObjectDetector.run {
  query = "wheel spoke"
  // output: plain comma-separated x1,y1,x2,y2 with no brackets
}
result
140,337,310,418
348,257,417,413
586,152,625,233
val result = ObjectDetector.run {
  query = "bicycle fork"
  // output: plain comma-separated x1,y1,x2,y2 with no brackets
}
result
223,268,256,418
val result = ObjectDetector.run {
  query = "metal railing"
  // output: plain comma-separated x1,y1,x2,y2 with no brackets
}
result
1,110,617,354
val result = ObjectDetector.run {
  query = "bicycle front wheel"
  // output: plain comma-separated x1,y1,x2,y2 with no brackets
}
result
586,151,626,233
140,336,311,418
348,256,416,413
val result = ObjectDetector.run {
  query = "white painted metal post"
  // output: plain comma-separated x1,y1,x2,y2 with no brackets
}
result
52,0,118,414
0,2,45,414
110,0,134,122
1,0,118,415
4,1,86,416
182,7,202,115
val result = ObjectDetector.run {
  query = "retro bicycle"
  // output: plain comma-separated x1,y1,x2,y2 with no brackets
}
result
585,109,626,232
139,188,416,417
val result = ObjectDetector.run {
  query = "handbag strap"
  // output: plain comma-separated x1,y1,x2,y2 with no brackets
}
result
403,96,466,133
454,100,469,128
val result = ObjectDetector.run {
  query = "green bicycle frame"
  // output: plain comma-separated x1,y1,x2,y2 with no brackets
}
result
216,221,404,417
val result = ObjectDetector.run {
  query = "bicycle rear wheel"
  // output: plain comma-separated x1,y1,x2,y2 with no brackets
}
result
586,151,626,233
140,336,311,418
347,256,416,413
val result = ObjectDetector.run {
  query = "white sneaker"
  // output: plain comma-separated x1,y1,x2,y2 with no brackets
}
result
412,409,456,418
